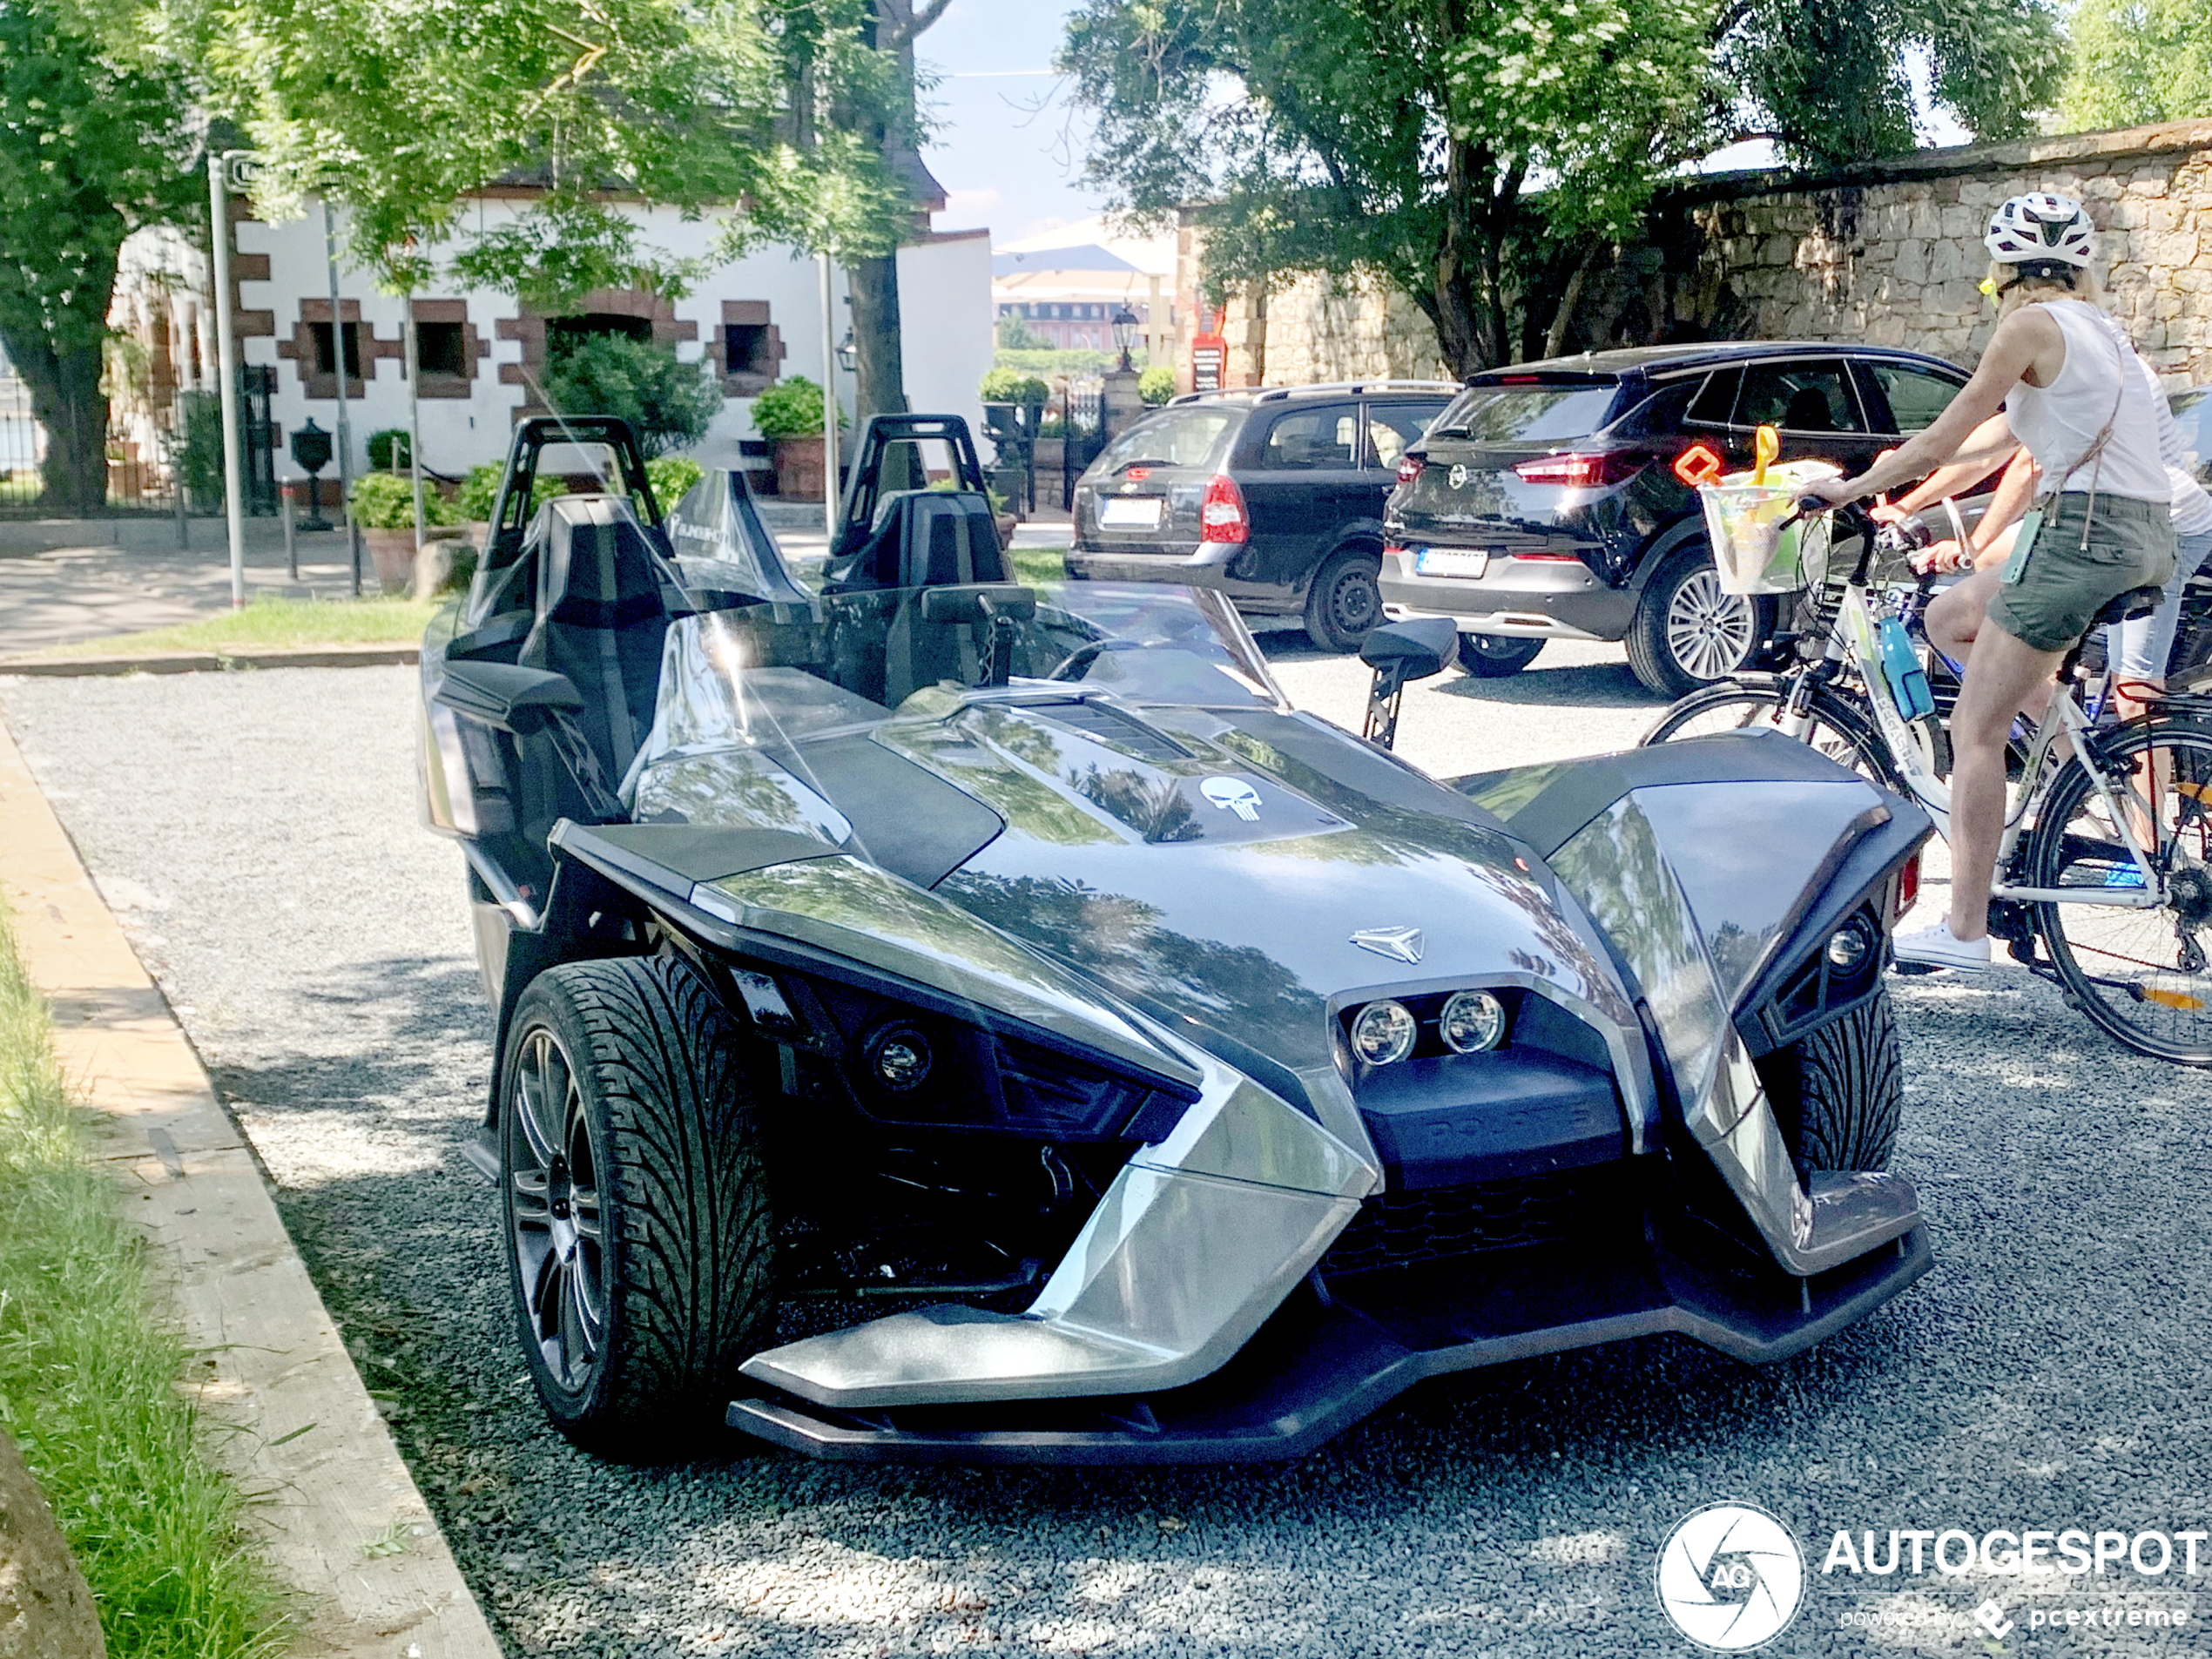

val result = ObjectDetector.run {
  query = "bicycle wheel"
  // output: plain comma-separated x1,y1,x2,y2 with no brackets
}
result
1640,677,1906,791
2026,719,2212,1065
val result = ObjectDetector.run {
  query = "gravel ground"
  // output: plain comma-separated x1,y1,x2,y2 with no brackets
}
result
4,643,2210,1658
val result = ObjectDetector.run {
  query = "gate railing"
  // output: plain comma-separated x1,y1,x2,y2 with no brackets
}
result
0,370,279,519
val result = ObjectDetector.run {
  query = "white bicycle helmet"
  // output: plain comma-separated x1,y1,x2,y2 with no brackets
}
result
1984,193,2096,269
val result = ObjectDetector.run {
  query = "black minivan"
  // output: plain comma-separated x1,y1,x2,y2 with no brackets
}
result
1380,342,1971,695
1066,381,1459,651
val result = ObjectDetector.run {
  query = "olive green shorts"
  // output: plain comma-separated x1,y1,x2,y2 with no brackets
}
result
1986,491,2178,653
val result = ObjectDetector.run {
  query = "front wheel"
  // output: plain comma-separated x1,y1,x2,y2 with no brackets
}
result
1459,632,1544,678
2026,720,2212,1065
1304,546,1383,652
1760,989,1904,1179
1640,677,1905,792
502,955,778,1453
1626,544,1773,698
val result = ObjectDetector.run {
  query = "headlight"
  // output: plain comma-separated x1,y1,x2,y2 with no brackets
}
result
1350,1000,1417,1066
1440,988,1507,1053
864,1022,934,1093
1826,919,1875,974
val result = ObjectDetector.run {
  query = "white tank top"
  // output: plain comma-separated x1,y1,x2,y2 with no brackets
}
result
2004,301,2171,503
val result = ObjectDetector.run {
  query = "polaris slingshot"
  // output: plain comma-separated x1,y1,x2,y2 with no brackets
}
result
416,413,1933,1463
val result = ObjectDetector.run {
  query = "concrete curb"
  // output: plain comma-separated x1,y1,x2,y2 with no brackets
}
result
0,719,502,1659
0,644,420,678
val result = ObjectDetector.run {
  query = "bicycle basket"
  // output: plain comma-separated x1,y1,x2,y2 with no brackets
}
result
1707,480,1831,597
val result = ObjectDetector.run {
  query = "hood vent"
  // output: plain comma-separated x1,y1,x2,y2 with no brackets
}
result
1037,701,1191,763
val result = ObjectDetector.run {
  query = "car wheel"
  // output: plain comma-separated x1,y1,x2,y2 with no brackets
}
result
1304,546,1383,652
501,954,776,1453
1760,989,1902,1180
1458,632,1543,678
1627,544,1772,698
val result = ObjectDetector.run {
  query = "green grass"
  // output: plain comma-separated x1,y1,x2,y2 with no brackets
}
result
1010,545,1069,589
0,895,286,1656
25,594,438,660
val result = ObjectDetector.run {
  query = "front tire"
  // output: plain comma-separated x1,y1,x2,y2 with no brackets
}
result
501,955,776,1453
1459,632,1543,677
1761,990,1903,1178
1627,544,1772,698
1304,545,1383,652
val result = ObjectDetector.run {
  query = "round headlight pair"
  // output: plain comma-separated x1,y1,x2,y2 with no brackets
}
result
1348,989,1507,1066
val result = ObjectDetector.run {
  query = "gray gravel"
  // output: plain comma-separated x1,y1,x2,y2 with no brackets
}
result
4,649,2210,1657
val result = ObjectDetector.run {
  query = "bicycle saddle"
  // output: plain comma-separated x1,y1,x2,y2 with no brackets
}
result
2090,584,2165,628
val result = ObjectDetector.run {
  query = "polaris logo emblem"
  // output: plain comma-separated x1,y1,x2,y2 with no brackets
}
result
1200,777,1263,820
1351,925,1424,964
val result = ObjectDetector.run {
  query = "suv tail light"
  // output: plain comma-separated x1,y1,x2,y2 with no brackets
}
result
1395,455,1425,486
1513,451,1644,489
1200,472,1248,543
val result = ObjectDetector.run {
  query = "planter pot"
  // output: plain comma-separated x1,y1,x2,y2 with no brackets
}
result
772,435,826,502
361,528,417,595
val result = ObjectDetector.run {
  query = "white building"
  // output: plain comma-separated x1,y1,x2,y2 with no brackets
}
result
991,217,1177,364
116,189,995,496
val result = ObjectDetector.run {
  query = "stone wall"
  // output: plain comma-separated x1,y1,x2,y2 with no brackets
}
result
1177,118,2212,390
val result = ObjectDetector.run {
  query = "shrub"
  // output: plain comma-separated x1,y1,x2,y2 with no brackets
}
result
750,375,845,442
349,471,458,529
1138,366,1177,406
543,333,720,459
366,428,413,470
979,368,1049,406
646,455,703,508
456,462,502,522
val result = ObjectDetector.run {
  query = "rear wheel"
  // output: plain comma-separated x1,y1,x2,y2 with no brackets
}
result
1628,544,1773,698
1304,545,1383,652
1762,990,1903,1178
2026,720,2212,1065
1459,632,1544,677
1640,678,1907,791
502,954,777,1453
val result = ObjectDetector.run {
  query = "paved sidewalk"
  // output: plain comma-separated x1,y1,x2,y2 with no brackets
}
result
0,716,502,1659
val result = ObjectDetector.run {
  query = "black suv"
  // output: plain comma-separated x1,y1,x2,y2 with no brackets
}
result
1065,381,1458,650
1381,342,1970,695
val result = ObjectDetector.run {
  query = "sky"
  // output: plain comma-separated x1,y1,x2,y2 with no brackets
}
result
916,0,1106,244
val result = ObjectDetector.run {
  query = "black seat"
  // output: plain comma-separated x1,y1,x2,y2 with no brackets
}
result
820,490,1011,706
1783,388,1834,431
516,496,683,804
2092,584,2167,629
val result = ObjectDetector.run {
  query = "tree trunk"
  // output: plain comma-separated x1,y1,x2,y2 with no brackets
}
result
1426,137,1502,378
13,339,109,515
1541,249,1599,361
847,254,907,421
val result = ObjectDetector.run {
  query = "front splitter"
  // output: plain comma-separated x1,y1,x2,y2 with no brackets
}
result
726,1224,1932,1465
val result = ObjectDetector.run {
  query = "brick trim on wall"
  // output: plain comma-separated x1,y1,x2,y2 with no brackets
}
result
707,299,784,395
274,298,399,401
497,287,701,420
408,299,489,399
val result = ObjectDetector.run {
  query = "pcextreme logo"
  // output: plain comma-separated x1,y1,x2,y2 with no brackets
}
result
1656,1502,1806,1651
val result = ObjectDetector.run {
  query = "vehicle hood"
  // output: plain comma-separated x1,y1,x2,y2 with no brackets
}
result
874,698,1636,1086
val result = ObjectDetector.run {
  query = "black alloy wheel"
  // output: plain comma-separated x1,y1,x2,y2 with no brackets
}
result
1305,546,1384,652
1458,632,1544,678
501,954,777,1453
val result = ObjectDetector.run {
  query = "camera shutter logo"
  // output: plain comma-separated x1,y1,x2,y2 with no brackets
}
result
1655,1503,1804,1651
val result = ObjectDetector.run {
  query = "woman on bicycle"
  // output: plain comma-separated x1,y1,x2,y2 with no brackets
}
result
1804,193,2178,969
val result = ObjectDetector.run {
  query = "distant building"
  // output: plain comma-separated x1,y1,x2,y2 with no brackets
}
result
991,220,1176,363
108,187,994,496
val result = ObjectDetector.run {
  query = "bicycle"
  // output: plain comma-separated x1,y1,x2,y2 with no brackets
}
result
1644,496,2212,1065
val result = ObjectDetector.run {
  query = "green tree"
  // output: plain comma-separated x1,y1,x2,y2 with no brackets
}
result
543,333,720,457
2060,0,2212,128
0,0,192,510
1062,0,2061,376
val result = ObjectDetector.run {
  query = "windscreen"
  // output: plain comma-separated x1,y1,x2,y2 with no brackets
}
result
1095,408,1238,473
1433,381,1622,445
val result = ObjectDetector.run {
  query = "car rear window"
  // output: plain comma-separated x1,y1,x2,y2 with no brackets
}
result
1095,407,1238,473
1433,381,1621,444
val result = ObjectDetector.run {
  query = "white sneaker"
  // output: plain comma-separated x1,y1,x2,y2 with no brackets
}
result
1893,920,1993,971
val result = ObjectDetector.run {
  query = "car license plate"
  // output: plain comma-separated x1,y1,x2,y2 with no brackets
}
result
1413,547,1489,578
1099,496,1163,530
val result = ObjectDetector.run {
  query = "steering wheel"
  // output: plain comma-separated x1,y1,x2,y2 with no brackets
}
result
1046,638,1155,681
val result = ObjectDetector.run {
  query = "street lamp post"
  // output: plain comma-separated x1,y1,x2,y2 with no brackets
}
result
324,202,361,597
1111,303,1140,374
207,150,253,607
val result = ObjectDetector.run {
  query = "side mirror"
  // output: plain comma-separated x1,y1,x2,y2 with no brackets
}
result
434,660,583,734
1359,618,1459,752
1359,617,1459,680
